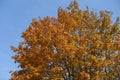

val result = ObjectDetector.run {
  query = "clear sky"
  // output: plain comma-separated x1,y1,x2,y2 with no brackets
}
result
0,0,120,80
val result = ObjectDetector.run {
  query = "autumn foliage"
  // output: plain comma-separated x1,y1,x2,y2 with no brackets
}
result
10,1,120,80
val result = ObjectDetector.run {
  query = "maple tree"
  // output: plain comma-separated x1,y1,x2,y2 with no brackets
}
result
10,1,120,80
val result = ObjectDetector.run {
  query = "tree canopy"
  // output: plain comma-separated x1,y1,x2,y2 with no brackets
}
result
10,1,120,80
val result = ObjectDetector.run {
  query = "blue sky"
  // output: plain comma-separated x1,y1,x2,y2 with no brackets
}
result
0,0,120,80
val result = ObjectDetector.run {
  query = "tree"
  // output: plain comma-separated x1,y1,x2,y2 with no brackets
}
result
10,1,120,80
